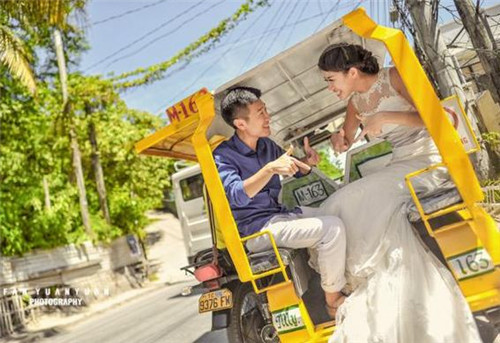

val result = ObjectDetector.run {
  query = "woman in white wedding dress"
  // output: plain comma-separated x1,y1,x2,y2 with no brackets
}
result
317,44,481,343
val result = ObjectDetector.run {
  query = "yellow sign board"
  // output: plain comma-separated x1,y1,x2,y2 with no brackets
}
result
165,88,209,123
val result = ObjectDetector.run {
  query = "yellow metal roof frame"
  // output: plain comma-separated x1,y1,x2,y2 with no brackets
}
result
135,88,226,161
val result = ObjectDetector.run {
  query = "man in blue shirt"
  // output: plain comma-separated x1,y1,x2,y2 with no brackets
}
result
213,87,347,317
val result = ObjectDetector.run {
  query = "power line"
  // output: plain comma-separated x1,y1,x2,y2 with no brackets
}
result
149,6,332,96
124,60,191,98
260,0,301,62
92,0,169,26
86,0,205,72
314,0,341,32
317,0,324,13
283,0,309,49
103,0,225,70
198,8,341,58
155,4,269,114
154,0,364,86
239,1,287,74
152,7,341,115
384,0,388,27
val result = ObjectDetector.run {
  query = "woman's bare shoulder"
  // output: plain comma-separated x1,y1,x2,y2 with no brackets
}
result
388,67,404,92
387,66,415,105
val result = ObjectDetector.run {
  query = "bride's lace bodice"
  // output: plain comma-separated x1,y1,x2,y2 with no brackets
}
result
350,68,429,148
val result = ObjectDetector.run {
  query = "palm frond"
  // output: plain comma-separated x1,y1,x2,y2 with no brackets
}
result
0,25,36,94
2,0,71,29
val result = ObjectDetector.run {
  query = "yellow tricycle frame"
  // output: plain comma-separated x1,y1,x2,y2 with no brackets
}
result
136,8,500,342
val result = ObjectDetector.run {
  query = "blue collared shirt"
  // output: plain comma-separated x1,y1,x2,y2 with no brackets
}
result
213,134,302,237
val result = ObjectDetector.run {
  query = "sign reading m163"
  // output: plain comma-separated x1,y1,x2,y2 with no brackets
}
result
165,88,209,123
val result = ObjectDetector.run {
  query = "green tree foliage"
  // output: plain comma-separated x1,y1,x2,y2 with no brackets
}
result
70,74,174,239
0,72,174,255
0,0,87,93
1,0,177,256
1,0,269,257
112,0,270,89
482,132,500,153
1,73,79,255
317,148,343,180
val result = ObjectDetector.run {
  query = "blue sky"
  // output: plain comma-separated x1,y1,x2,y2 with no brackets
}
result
79,0,391,117
78,0,497,119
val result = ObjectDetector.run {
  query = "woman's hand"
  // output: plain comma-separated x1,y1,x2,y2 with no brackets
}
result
330,128,350,153
303,137,320,166
443,106,459,129
354,112,387,142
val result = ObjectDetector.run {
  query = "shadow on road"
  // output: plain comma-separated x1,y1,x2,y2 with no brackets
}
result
145,230,163,246
193,329,229,343
165,283,205,300
0,327,65,343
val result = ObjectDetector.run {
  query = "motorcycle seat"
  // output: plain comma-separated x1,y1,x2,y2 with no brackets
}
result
248,248,312,296
407,186,462,222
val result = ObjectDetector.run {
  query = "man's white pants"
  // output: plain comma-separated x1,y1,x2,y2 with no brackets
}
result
245,211,346,293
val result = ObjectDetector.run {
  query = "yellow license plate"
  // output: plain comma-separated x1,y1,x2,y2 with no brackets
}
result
198,288,233,313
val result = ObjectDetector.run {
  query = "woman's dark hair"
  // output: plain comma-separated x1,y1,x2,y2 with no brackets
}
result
220,86,261,129
318,43,379,75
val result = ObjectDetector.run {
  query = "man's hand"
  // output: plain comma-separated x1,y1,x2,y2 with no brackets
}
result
266,146,299,176
330,128,349,153
303,137,320,166
266,145,312,176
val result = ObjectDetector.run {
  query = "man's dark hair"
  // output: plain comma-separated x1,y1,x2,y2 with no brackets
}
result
220,86,262,129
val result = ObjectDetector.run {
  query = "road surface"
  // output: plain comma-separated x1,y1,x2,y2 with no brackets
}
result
36,281,228,343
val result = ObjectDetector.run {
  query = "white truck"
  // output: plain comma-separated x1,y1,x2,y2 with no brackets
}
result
171,164,211,263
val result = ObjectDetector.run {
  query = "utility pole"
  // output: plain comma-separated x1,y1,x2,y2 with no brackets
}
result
86,104,111,225
53,29,93,237
405,0,467,102
453,0,500,103
43,177,51,210
394,0,492,178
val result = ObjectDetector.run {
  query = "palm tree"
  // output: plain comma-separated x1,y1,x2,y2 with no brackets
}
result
1,0,93,236
0,0,85,94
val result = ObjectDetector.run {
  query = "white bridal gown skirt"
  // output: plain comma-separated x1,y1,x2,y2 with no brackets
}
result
319,138,482,343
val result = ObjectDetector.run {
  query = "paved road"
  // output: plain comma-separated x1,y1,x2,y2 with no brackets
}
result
0,212,229,343
35,282,228,343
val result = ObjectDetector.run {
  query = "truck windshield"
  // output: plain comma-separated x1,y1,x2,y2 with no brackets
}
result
180,173,204,201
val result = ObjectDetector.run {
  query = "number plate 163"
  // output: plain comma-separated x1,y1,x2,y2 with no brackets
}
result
293,181,327,206
447,247,495,281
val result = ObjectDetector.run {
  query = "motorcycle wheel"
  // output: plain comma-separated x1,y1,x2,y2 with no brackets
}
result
226,281,279,343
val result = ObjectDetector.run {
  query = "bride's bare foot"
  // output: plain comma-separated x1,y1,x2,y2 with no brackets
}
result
325,295,346,319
